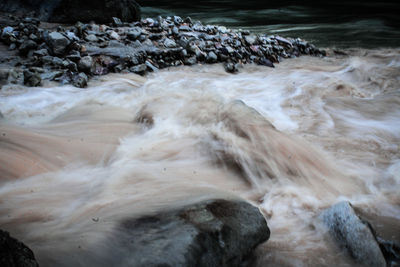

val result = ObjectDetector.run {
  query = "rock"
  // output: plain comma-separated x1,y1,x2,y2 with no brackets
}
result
320,201,386,267
84,34,98,43
109,31,120,40
114,199,269,267
130,64,147,75
0,229,39,267
18,40,38,56
206,51,218,63
23,70,41,87
46,31,70,56
33,48,49,57
257,57,274,68
8,43,16,51
172,26,179,35
180,16,191,24
244,35,257,45
179,25,192,32
0,111,3,119
78,56,93,73
72,72,88,88
41,71,63,81
66,51,81,62
163,38,176,48
1,26,14,37
0,0,141,24
224,62,239,73
112,17,123,27
145,60,158,72
7,69,24,85
377,237,400,267
127,28,142,40
275,36,292,47
173,16,183,25
184,56,197,66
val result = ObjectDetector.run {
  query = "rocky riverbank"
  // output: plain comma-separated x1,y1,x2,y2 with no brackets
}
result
0,13,325,88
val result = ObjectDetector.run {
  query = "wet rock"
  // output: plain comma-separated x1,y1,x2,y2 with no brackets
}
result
33,48,49,57
377,237,400,267
109,31,120,40
321,201,386,267
18,40,38,56
244,35,257,45
275,36,292,47
173,16,183,25
1,26,14,37
46,31,70,56
184,56,197,66
23,70,41,87
206,51,218,63
0,229,39,267
0,69,10,87
72,72,88,88
224,62,239,73
78,56,93,73
145,60,158,72
112,17,123,27
114,199,269,267
172,26,179,35
130,64,147,75
179,25,192,32
41,71,63,81
84,34,98,43
163,38,176,48
66,51,81,62
7,69,24,85
257,57,274,68
127,28,142,40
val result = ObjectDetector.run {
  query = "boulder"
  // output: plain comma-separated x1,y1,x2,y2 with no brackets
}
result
0,229,39,267
72,72,88,88
45,32,70,56
0,0,141,24
23,70,41,87
114,199,270,266
321,201,386,267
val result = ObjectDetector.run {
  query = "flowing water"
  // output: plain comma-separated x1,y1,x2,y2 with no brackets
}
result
0,47,399,266
140,0,400,48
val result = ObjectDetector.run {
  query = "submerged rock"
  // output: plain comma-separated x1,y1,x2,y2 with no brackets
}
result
0,229,39,267
114,199,270,266
321,201,386,267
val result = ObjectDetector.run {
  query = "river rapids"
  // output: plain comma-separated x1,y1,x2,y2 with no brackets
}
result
0,49,399,266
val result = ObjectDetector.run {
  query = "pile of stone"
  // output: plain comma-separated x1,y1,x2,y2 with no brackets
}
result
0,15,326,88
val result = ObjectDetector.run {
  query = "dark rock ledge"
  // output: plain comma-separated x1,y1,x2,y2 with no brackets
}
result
0,13,325,88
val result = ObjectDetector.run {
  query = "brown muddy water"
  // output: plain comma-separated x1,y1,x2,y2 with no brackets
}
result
0,49,399,266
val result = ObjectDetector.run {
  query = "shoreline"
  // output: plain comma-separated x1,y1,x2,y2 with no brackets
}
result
0,13,325,88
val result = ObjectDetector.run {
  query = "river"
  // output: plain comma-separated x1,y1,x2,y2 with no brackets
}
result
0,2,399,266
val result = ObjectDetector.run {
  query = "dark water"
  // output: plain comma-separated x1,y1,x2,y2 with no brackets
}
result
138,0,400,48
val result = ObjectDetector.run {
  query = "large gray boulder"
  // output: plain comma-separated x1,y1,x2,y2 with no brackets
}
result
0,229,39,267
321,201,386,267
113,198,270,266
0,0,141,24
